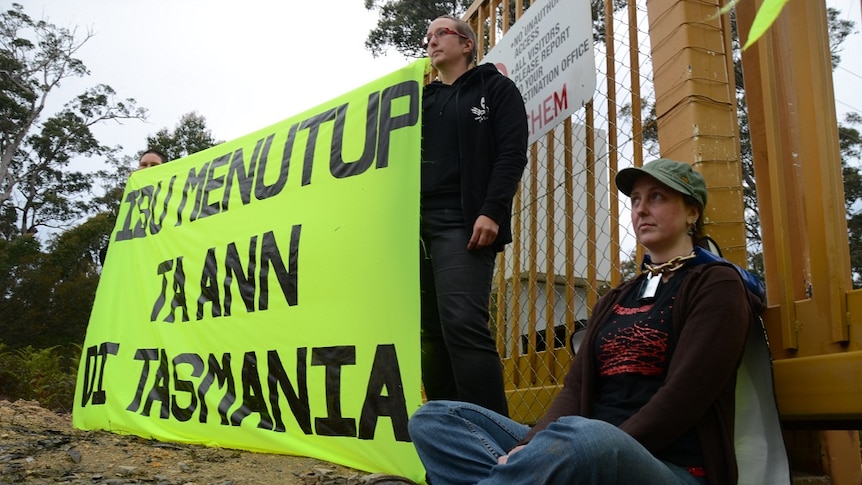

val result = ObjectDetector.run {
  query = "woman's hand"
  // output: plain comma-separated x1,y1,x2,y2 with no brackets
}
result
497,444,526,464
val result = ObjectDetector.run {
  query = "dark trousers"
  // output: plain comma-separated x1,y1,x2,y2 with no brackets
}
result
419,208,509,416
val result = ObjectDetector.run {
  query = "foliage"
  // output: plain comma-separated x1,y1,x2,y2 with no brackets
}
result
0,221,102,351
0,235,47,348
841,113,862,284
619,248,639,282
144,111,223,162
85,111,222,223
0,110,221,361
90,152,135,218
363,0,622,60
721,0,787,50
738,0,789,51
363,0,474,59
89,111,221,265
0,344,80,412
0,3,146,239
715,0,794,51
590,0,628,44
826,7,855,68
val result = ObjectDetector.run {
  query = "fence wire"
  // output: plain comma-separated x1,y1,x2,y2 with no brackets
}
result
466,0,657,423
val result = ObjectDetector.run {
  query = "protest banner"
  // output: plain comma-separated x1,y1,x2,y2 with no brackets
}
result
73,59,429,482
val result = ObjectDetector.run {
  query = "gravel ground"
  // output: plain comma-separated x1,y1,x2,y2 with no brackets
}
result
0,399,395,485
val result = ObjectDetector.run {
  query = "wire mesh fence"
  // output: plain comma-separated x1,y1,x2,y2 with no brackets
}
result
466,0,659,423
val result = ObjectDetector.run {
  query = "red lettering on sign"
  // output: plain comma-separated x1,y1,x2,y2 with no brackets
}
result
529,83,569,138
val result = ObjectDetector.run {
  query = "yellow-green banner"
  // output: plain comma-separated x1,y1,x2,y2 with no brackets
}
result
73,59,429,481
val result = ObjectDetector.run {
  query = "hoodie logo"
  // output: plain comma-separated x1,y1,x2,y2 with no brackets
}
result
471,97,489,123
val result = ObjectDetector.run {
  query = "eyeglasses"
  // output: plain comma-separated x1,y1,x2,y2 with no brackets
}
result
422,27,469,47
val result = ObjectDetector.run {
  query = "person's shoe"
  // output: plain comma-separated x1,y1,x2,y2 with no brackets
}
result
361,474,420,485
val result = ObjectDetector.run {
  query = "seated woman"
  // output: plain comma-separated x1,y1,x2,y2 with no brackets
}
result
408,158,778,485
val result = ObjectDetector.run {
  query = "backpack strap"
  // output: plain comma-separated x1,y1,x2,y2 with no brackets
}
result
688,246,766,301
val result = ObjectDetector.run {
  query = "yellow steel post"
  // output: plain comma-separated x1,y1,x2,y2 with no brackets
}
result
735,0,809,351
644,0,746,266
544,130,556,384
628,0,647,267
564,118,577,350
604,0,621,288
585,101,598,310
786,0,851,345
736,0,861,482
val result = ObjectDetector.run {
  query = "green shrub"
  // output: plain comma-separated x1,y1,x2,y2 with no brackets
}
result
0,344,80,412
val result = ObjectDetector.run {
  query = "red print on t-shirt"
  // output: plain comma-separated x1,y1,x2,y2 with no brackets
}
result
598,321,669,376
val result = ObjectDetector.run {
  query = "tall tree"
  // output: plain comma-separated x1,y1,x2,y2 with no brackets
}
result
0,112,221,351
839,113,862,285
0,220,103,350
364,0,473,59
144,111,222,162
363,0,618,59
0,3,146,239
89,112,222,265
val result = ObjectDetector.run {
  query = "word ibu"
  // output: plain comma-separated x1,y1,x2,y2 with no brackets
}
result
115,80,420,243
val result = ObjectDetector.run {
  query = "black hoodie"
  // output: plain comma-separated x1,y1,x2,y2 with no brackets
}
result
422,63,528,252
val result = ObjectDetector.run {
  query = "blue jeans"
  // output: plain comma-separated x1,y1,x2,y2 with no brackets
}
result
419,208,508,416
409,401,709,485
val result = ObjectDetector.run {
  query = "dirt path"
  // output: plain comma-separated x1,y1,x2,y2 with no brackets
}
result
0,399,381,484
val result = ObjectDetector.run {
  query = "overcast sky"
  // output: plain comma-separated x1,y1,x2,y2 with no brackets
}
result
18,0,862,174
23,0,413,171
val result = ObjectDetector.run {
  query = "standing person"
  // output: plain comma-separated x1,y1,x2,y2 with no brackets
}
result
409,159,790,485
99,148,169,266
419,14,528,417
137,148,168,170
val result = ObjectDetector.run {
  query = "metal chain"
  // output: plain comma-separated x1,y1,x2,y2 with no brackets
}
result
643,253,696,276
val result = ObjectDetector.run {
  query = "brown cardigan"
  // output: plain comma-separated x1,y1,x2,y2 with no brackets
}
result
522,262,760,485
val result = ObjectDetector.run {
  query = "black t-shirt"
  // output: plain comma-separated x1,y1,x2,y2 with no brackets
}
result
592,266,704,468
421,83,461,211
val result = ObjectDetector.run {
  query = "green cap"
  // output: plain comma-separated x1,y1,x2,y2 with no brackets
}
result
615,158,707,208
